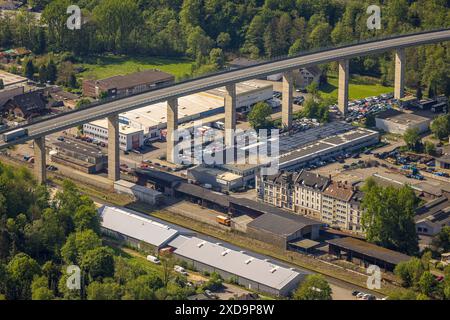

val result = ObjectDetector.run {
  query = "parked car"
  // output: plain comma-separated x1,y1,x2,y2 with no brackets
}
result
146,255,160,264
174,265,188,276
356,292,366,299
204,290,219,299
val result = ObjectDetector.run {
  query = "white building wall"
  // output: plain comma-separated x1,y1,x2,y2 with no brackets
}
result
375,118,431,135
83,123,144,151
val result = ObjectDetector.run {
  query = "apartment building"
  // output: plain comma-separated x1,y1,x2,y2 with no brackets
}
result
257,170,330,220
322,181,363,233
257,172,364,234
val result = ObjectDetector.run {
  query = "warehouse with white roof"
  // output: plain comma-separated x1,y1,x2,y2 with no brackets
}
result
172,236,306,296
98,206,195,251
84,80,273,143
99,205,306,296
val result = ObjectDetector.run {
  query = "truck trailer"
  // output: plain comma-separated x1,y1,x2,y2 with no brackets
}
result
2,128,29,142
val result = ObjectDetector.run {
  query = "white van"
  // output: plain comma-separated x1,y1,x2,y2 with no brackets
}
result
174,265,188,275
146,255,160,264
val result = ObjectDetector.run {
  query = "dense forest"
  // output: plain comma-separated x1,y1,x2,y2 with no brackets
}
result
0,163,198,300
0,0,449,94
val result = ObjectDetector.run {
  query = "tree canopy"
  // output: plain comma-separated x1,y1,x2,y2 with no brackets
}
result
293,274,332,300
361,178,419,255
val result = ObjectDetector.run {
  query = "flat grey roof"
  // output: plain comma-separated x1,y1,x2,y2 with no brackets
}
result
175,182,230,207
376,109,429,125
327,237,411,265
279,127,378,167
54,140,105,158
99,206,194,248
174,236,302,291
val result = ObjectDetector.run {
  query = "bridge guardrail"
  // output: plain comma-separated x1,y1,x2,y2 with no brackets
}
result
2,28,450,136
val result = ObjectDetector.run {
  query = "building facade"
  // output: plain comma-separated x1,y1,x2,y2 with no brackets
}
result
83,69,175,98
257,170,330,220
257,172,364,234
322,182,363,233
293,66,322,89
375,109,431,135
83,119,144,151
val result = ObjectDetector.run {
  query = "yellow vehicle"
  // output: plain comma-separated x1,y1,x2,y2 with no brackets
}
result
216,215,231,227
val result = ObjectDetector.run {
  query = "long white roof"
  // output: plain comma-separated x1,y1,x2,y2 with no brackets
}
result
174,237,303,290
99,206,193,247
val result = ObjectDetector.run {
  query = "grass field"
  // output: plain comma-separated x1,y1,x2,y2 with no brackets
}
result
320,74,393,100
77,55,194,80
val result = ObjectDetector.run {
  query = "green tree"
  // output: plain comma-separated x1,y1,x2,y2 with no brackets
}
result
86,279,123,300
431,226,450,253
209,48,224,69
388,289,419,300
81,246,115,282
430,114,450,140
24,59,35,80
31,275,54,300
248,102,272,130
418,271,436,297
47,60,57,84
394,257,425,288
123,274,163,300
403,127,422,152
216,32,231,49
361,178,419,255
202,272,223,291
73,204,100,233
38,64,48,83
424,141,436,156
61,229,102,265
6,253,41,299
293,274,332,300
68,73,77,89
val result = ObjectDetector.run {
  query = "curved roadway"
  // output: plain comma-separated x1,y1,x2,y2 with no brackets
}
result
1,29,450,148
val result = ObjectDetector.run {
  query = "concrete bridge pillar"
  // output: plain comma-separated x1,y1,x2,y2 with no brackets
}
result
338,59,349,116
394,48,405,99
282,71,294,130
107,114,120,181
34,137,46,184
166,98,178,163
224,84,237,147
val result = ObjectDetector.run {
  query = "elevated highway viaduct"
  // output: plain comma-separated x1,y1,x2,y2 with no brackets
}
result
1,29,449,183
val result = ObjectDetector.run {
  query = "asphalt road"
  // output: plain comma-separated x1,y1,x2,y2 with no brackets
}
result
1,29,450,149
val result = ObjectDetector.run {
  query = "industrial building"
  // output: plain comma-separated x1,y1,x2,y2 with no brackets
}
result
327,237,411,272
187,165,245,192
0,85,24,106
277,123,380,171
231,197,323,248
84,80,273,142
83,119,144,151
415,193,450,237
172,236,306,296
51,139,107,173
375,109,431,135
98,205,194,252
0,70,28,87
113,180,164,206
97,205,305,296
83,69,175,98
436,154,450,170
